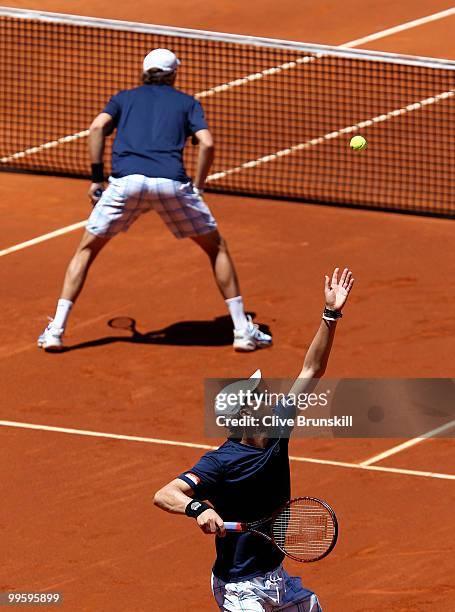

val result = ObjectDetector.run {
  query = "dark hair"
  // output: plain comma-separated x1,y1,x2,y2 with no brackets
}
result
142,68,176,85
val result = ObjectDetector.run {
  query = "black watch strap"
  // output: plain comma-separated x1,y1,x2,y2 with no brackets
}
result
322,307,343,321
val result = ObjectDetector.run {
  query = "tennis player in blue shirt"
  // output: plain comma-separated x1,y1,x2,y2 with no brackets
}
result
154,267,354,611
38,48,272,353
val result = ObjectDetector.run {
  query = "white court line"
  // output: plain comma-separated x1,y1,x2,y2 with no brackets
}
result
3,8,454,165
1,419,454,481
207,88,455,182
2,9,455,256
342,7,455,48
290,454,455,481
0,221,85,257
2,85,454,258
0,420,216,450
359,419,455,466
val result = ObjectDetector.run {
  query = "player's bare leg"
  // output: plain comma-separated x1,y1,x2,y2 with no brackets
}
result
60,230,110,302
191,229,240,299
191,229,272,351
38,230,110,351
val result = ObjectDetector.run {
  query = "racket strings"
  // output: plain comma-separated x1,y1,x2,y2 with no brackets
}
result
272,499,336,561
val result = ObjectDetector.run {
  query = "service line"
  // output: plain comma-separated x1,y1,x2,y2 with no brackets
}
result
1,420,454,481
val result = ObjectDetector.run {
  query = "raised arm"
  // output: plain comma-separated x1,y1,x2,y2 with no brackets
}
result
192,128,215,192
289,267,354,397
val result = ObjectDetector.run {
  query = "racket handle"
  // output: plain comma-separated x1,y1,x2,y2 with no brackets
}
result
224,522,243,532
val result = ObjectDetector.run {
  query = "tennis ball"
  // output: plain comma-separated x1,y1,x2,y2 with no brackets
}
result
350,135,367,151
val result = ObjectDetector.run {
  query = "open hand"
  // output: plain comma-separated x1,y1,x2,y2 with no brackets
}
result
324,267,354,311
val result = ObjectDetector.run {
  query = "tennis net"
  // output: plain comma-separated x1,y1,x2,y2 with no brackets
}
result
1,7,454,217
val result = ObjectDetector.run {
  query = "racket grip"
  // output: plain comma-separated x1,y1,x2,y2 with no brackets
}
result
223,522,243,532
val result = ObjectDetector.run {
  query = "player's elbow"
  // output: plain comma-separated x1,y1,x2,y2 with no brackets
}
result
153,487,166,509
89,124,106,143
89,113,114,136
200,140,215,153
195,129,214,149
89,120,104,133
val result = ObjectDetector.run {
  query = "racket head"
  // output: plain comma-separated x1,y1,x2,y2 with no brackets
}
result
271,496,338,562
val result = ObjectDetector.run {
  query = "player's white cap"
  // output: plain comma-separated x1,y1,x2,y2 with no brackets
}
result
143,48,180,73
214,369,262,417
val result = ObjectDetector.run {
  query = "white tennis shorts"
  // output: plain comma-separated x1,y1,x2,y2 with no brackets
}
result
86,175,217,239
211,566,322,612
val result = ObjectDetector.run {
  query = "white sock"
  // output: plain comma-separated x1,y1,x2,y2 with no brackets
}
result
225,296,249,330
52,298,73,330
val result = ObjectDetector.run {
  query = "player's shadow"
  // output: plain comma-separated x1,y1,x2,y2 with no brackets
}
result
65,313,270,351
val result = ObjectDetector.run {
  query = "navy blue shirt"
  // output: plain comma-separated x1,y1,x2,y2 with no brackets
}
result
178,401,296,582
103,84,208,182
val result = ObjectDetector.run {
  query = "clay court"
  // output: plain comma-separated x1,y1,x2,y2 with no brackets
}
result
1,1,454,611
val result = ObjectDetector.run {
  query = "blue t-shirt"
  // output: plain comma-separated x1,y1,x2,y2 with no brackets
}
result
178,401,296,582
103,84,208,182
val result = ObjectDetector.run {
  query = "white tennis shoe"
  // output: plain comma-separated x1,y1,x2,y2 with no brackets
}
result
37,320,64,352
233,315,272,352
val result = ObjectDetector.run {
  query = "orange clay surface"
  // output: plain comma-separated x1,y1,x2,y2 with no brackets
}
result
1,2,455,611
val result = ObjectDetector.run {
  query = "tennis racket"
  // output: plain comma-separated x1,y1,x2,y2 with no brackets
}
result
224,497,338,562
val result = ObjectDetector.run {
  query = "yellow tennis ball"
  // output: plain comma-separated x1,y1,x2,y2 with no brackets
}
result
350,135,367,151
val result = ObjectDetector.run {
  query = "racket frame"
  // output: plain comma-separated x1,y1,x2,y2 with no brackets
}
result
224,496,338,563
